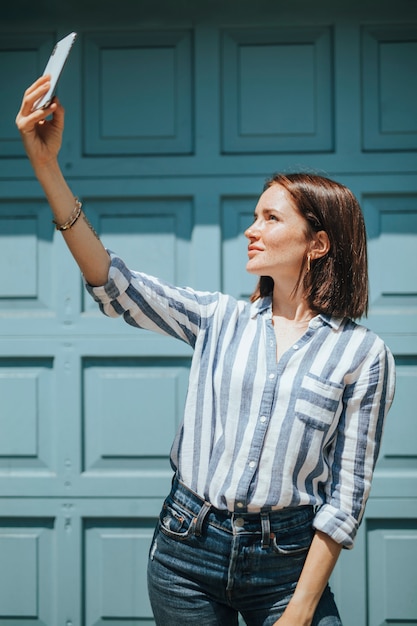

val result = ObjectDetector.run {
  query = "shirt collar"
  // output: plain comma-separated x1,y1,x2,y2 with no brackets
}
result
250,296,272,318
250,297,345,330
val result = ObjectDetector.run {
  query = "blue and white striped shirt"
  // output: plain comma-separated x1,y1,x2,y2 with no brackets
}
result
87,253,396,548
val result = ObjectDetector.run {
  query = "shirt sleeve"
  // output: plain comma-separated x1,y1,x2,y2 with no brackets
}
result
313,339,396,548
85,251,219,347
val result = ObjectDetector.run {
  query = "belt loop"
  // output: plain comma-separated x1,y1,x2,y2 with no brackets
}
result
260,512,271,549
194,501,212,537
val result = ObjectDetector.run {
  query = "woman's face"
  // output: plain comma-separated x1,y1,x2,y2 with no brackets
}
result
245,183,310,284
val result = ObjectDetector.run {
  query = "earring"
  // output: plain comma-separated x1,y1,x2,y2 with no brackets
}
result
307,254,311,272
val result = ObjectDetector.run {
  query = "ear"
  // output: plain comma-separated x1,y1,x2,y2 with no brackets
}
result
309,230,330,260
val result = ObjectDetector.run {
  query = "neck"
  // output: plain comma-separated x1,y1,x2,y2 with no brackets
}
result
271,288,314,324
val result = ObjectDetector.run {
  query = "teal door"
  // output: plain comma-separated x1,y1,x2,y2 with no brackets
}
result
0,1,416,624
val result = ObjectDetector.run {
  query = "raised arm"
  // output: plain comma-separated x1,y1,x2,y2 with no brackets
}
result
16,75,110,286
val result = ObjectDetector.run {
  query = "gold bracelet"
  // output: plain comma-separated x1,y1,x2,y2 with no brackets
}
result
53,197,83,231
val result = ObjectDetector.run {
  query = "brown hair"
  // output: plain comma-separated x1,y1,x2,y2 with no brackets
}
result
250,172,368,319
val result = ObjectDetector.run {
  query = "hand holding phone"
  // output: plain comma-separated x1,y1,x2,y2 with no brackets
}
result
33,32,77,110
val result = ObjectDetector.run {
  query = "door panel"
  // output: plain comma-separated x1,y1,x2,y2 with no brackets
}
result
221,26,333,153
362,26,417,151
368,520,417,625
85,518,155,625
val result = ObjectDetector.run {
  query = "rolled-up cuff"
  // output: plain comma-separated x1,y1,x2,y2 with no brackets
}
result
313,503,359,549
85,251,131,305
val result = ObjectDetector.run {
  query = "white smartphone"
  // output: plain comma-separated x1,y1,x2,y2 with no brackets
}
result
33,32,77,110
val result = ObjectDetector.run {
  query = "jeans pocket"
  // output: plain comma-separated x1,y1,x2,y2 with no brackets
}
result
271,518,314,556
271,536,311,556
158,499,195,541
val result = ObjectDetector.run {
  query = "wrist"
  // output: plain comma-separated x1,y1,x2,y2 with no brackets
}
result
284,592,318,624
32,157,61,179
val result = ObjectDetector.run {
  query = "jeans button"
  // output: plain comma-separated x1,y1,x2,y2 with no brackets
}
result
235,517,245,527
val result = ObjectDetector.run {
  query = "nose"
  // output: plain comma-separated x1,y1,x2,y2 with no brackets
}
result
245,221,260,240
245,225,255,240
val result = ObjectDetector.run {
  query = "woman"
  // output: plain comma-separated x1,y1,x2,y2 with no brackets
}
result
16,76,395,626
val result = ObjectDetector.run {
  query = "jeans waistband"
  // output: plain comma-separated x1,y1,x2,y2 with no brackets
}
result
170,475,315,548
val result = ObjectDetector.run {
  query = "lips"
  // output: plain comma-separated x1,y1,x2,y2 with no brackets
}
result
247,245,264,255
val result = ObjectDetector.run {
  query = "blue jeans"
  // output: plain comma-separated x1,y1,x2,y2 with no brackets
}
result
147,476,342,625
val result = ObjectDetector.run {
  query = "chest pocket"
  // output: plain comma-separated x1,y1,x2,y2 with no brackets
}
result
295,373,344,431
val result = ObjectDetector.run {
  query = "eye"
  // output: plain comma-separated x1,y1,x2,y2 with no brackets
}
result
268,213,278,221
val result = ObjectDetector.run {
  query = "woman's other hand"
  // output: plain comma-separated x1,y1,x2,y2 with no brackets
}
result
272,607,311,626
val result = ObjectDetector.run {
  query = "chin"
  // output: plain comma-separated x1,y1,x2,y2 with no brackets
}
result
246,262,264,276
246,264,258,275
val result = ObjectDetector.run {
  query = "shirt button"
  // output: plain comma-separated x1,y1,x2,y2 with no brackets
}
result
293,344,299,350
260,415,267,423
268,373,275,379
236,502,244,509
249,461,256,468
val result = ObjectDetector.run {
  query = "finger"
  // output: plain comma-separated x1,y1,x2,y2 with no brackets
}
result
18,74,51,116
22,75,50,106
26,74,51,93
34,98,64,130
49,97,64,122
16,79,63,134
29,82,52,113
16,100,53,133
